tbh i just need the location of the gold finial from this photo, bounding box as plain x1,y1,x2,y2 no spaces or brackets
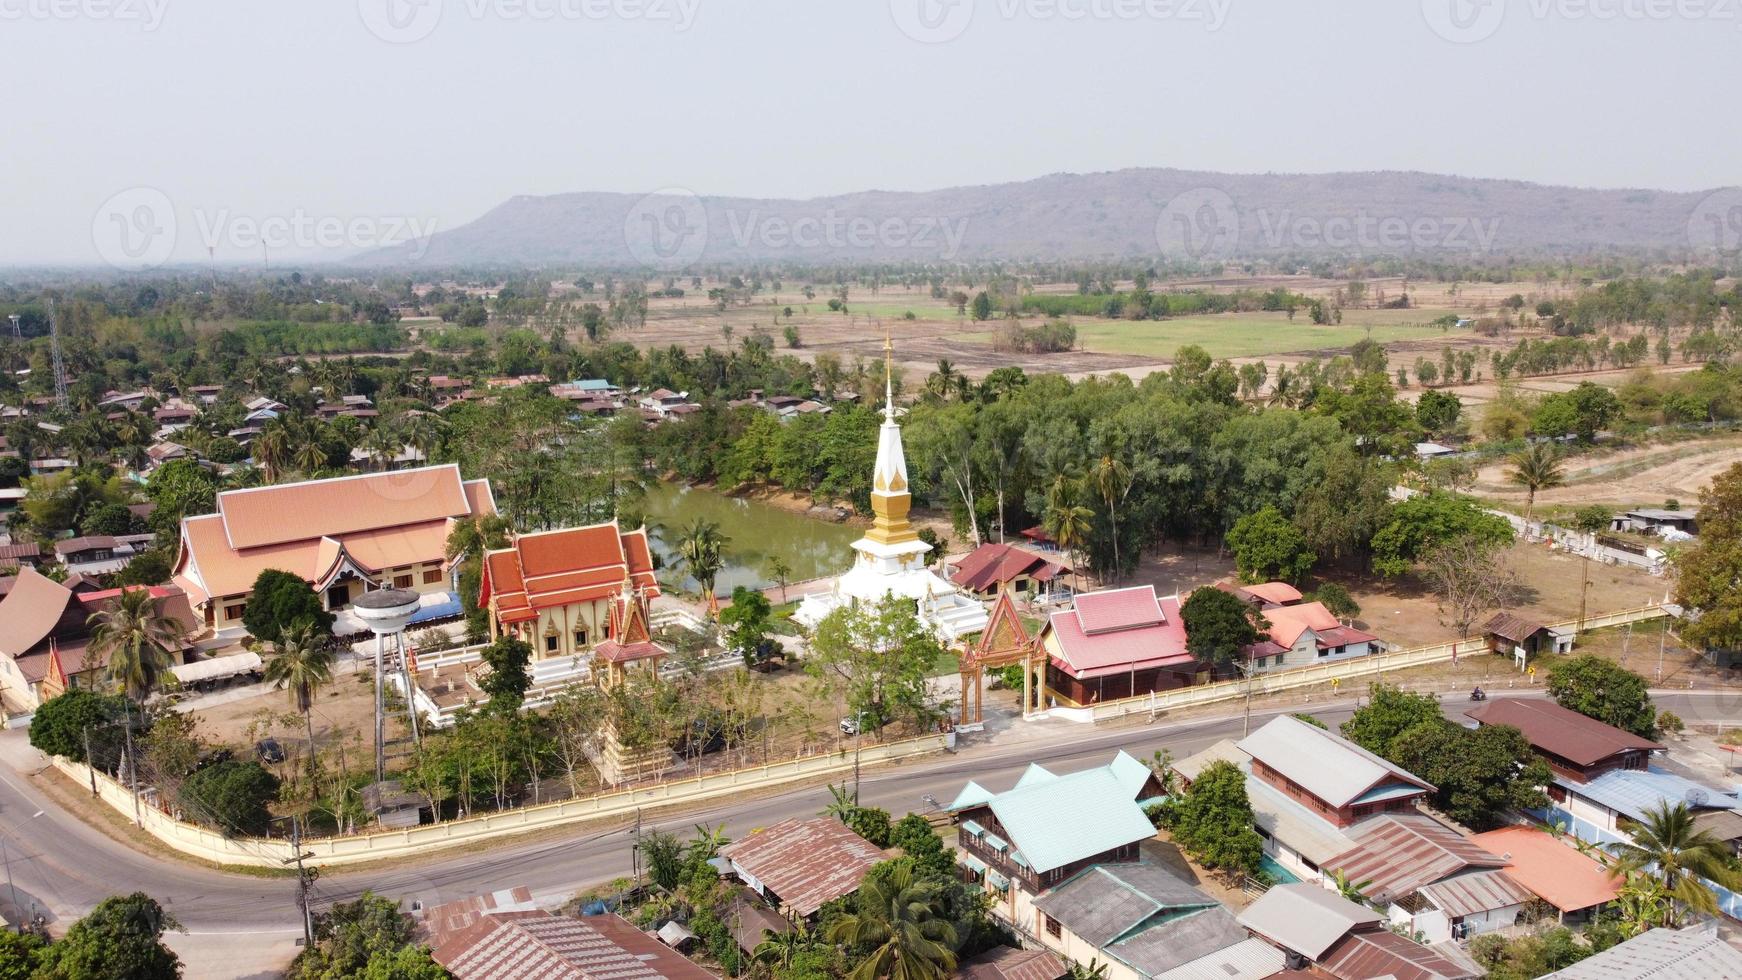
883,326,895,420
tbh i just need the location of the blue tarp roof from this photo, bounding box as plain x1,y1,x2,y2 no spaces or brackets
1563,767,1738,824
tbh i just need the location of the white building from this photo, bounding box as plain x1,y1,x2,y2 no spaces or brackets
793,339,987,641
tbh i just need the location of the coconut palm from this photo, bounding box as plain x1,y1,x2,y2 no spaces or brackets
1508,442,1565,525
253,423,292,481
293,439,328,475
753,919,817,970
400,412,444,463
1044,477,1096,589
1089,449,1131,580
1606,801,1742,924
675,518,729,613
87,586,182,701
825,862,958,980
263,624,337,779
361,424,400,472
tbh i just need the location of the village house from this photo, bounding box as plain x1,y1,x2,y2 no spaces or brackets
1038,586,1205,706
638,388,694,418
957,946,1068,980
1240,596,1380,674
173,464,494,633
1481,611,1575,659
1173,715,1435,882
1237,883,1480,980
947,541,1070,601
421,888,716,980
54,532,155,577
0,570,198,712
1321,812,1533,943
1541,923,1742,978
187,384,225,406
1609,508,1699,538
1468,698,1742,850
1469,825,1622,925
717,817,884,919
947,751,1162,936
1028,845,1286,980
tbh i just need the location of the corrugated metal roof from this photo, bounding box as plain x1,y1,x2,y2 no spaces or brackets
1104,907,1253,978
433,911,717,980
1032,859,1217,947
1324,813,1510,905
1565,768,1738,824
1417,868,1534,918
719,817,883,916
1318,927,1480,979
985,760,1158,873
1543,926,1742,979
1238,715,1434,809
1151,937,1287,980
1171,739,1247,785
1047,592,1194,677
1236,883,1381,961
958,945,1069,980
1245,776,1357,866
1465,699,1662,767
1469,826,1622,914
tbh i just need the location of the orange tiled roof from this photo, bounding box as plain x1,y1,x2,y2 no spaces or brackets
481,521,659,620
175,467,493,601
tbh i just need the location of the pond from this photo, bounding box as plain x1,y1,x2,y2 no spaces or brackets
639,482,861,598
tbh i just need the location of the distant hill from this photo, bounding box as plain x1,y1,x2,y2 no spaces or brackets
359,168,1732,267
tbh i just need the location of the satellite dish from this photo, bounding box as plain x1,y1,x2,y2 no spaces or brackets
1685,788,1710,807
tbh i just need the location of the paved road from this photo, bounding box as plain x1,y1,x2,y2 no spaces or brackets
1,690,1735,967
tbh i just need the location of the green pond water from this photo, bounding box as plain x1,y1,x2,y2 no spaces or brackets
639,482,860,597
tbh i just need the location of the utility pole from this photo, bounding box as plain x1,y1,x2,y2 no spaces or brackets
630,809,643,893
283,816,315,949
1240,661,1255,737
122,699,141,826
81,727,98,796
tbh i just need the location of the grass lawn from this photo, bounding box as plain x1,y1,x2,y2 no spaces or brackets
969,309,1469,360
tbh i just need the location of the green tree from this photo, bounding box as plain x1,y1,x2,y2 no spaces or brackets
1547,655,1656,737
675,517,729,607
970,291,993,322
178,759,280,836
1606,802,1742,924
847,806,895,848
641,829,688,891
478,636,533,711
87,586,183,702
825,860,958,980
37,892,181,980
288,892,448,980
1386,721,1551,830
263,623,336,780
1673,462,1742,653
1371,493,1513,577
27,688,127,764
0,931,49,980
1169,760,1263,877
764,555,793,603
1507,442,1565,525
1415,389,1461,435
1311,583,1360,621
807,596,945,734
1179,587,1265,668
1340,683,1442,754
242,569,335,643
1225,506,1316,583
719,586,773,665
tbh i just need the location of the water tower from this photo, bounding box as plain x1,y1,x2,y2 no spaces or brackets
352,588,422,782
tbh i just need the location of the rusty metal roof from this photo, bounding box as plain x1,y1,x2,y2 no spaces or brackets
1318,927,1480,980
1417,868,1534,918
432,911,717,980
1465,698,1662,767
1325,813,1510,906
719,817,883,916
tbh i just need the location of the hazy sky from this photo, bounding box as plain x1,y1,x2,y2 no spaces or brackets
3,0,1735,265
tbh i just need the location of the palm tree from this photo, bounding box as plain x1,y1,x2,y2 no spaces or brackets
263,624,337,780
293,439,327,475
1089,449,1131,580
1606,801,1742,924
825,862,958,980
87,587,182,702
1044,477,1095,589
765,556,793,604
823,781,858,821
254,423,292,481
362,424,400,472
753,919,817,971
676,518,729,615
1508,442,1565,525
401,412,444,464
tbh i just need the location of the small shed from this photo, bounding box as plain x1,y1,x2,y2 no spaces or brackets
1482,612,1571,659
363,779,427,829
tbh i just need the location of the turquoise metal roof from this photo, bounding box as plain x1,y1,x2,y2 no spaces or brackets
961,819,985,836
1108,750,1153,796
984,834,1010,852
986,870,1010,890
986,763,1158,873
960,854,987,873
1015,763,1058,789
947,781,995,812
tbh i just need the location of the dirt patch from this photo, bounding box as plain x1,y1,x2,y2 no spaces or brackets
1471,436,1742,509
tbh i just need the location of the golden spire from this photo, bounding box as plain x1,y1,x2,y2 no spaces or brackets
883,325,895,421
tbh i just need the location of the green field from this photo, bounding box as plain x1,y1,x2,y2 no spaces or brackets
972,309,1469,360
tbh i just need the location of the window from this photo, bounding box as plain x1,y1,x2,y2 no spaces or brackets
1044,915,1061,938
224,603,246,621
423,569,442,585
575,629,589,648
393,574,413,589
545,635,559,652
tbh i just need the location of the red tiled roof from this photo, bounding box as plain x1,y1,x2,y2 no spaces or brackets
216,465,474,550
1241,582,1303,605
1074,586,1166,634
951,542,1061,593
959,946,1069,980
1465,699,1662,768
482,522,659,619
1260,601,1342,648
1047,590,1195,679
719,817,884,917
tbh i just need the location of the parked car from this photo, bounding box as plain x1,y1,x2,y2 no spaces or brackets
255,738,284,764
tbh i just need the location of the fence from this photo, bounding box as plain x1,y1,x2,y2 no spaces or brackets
53,731,951,869
1056,604,1669,724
